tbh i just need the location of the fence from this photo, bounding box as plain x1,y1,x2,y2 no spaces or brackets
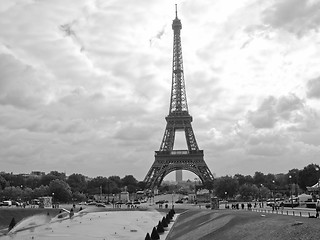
252,208,319,219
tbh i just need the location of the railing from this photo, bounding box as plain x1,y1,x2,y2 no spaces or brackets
155,150,203,156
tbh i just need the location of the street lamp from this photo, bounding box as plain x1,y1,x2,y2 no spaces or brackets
107,181,110,203
100,186,102,202
194,178,199,204
171,191,175,209
316,167,320,194
225,192,227,208
289,175,293,209
272,180,276,204
52,193,55,208
259,184,263,202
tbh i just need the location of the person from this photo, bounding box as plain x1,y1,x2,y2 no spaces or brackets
69,208,74,218
316,200,320,218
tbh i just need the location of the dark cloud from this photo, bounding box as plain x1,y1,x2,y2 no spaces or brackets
306,76,320,99
0,54,46,109
248,97,277,128
276,94,304,119
149,24,167,46
247,94,304,129
262,0,320,37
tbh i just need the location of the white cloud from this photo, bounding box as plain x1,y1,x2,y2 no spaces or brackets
0,0,320,179
262,0,320,37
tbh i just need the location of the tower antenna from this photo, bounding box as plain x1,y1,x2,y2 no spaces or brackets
175,4,178,18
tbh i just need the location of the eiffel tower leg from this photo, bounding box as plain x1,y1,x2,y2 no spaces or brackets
160,125,175,151
185,125,199,151
143,161,168,189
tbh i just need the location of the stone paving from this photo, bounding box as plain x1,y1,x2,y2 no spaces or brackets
0,208,174,240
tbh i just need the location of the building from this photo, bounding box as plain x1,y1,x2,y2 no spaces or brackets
30,171,46,177
176,170,183,183
93,192,130,203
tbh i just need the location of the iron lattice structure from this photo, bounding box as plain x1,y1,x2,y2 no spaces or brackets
144,6,214,190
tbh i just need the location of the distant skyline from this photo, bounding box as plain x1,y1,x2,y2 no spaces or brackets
0,0,320,181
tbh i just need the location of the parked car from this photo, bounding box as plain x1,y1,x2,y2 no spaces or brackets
155,200,168,204
2,201,12,206
96,203,107,207
266,199,275,207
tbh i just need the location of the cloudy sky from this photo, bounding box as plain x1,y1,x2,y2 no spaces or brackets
0,0,320,181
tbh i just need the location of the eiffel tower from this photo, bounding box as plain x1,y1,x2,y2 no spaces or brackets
144,5,214,190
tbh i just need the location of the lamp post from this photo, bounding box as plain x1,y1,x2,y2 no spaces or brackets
224,191,228,208
194,178,199,204
259,184,263,202
52,192,55,208
272,180,276,204
289,175,293,209
107,181,110,203
316,167,320,196
171,191,175,209
100,185,102,202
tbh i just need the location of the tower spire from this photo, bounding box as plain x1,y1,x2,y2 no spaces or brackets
171,4,186,114
175,4,178,18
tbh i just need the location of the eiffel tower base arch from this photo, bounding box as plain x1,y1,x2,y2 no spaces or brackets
144,150,214,190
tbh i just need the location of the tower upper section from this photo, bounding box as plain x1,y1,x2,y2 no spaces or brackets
169,4,189,116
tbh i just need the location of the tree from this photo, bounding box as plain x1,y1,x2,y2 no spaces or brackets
41,171,66,186
234,174,246,186
72,191,87,202
203,180,214,191
156,221,164,233
49,179,72,202
253,172,266,185
137,181,146,190
158,184,169,193
161,216,168,227
0,175,9,190
1,186,23,200
8,217,16,231
25,176,41,189
151,226,160,240
48,171,66,180
87,176,108,195
109,176,121,188
298,164,320,190
121,175,138,193
213,176,239,199
22,187,33,202
263,173,276,189
257,185,270,200
238,184,258,201
32,185,49,198
287,169,299,184
67,173,87,193
274,173,288,191
145,233,152,240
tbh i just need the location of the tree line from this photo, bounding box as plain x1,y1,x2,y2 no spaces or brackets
0,163,319,203
0,171,143,203
211,163,320,201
